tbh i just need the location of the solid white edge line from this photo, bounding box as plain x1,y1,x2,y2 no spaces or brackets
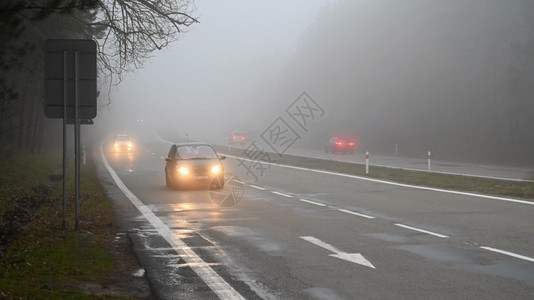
299,199,327,207
272,191,293,198
225,154,534,206
337,208,375,219
395,223,449,238
272,153,532,182
249,184,266,190
99,144,245,300
481,246,534,263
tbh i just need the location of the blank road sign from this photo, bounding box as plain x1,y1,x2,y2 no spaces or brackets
45,39,97,119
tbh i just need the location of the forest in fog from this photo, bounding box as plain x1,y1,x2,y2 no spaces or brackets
279,0,534,165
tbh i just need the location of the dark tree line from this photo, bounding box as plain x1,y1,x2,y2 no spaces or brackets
0,0,197,156
283,0,534,165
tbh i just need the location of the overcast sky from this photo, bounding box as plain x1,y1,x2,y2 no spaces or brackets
103,0,334,139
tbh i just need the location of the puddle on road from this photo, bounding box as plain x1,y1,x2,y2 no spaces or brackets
462,261,534,287
211,225,284,254
394,244,474,264
364,232,412,243
395,244,534,287
303,287,343,300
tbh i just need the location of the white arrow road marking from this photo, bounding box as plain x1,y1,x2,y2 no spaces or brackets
300,236,375,269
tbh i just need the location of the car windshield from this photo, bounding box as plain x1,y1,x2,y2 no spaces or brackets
115,135,130,141
176,145,218,160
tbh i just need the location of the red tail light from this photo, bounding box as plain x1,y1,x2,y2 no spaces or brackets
336,141,343,146
232,136,237,140
349,141,355,147
241,136,245,140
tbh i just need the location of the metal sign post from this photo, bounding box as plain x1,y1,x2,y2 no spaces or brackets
45,40,97,231
74,51,80,231
62,51,67,229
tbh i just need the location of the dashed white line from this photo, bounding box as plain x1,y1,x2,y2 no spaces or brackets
224,154,534,206
249,184,266,190
272,191,293,198
481,246,534,263
299,198,327,207
337,208,375,219
395,223,449,238
100,144,244,300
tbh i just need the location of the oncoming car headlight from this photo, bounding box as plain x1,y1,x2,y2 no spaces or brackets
178,166,189,175
211,165,221,174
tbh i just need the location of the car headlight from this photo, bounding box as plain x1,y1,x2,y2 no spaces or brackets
128,142,133,147
211,165,221,174
178,166,189,175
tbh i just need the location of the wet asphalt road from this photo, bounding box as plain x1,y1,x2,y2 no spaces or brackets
96,132,534,299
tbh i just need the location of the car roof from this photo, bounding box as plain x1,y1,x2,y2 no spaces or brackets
175,142,214,147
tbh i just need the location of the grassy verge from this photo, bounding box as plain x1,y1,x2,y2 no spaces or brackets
218,146,534,200
0,151,141,299
0,152,60,215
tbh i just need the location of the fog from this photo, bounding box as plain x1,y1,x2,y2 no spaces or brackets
95,0,334,141
93,0,534,165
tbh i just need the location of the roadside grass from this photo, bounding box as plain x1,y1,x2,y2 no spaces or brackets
219,146,534,200
0,151,133,299
0,152,60,215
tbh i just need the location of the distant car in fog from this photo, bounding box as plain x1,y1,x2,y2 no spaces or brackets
113,134,133,152
165,143,226,190
228,131,247,145
325,137,355,154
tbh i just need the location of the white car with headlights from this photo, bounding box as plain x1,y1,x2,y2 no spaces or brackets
164,143,226,190
113,134,133,152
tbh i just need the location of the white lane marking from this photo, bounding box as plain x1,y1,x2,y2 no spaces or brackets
278,151,532,182
100,145,244,300
395,223,449,238
233,180,245,184
225,155,534,206
272,191,293,198
300,236,375,269
299,199,327,207
249,184,266,190
481,246,534,263
337,208,375,219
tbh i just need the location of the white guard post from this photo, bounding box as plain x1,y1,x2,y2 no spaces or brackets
365,151,369,175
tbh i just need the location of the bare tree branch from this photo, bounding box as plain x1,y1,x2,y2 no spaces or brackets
91,0,198,87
